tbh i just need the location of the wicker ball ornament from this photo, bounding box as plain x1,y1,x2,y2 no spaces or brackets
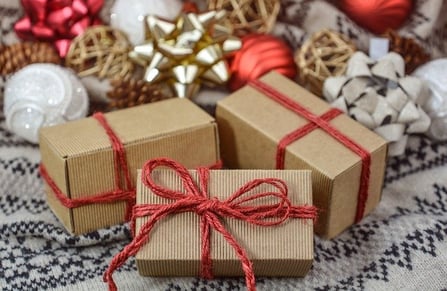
65,26,134,80
295,30,356,96
207,0,280,36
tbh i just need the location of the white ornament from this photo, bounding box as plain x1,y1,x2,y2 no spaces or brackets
323,52,431,156
412,59,447,141
110,0,183,45
4,64,89,144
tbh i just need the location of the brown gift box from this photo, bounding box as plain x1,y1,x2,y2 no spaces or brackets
216,72,388,239
39,98,220,235
135,169,314,278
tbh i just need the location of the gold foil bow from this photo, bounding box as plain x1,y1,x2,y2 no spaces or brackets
129,10,241,98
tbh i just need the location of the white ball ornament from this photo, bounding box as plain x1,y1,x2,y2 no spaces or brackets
413,59,447,141
110,0,183,45
4,64,89,143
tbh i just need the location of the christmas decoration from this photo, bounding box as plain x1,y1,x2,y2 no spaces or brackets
295,30,356,96
323,52,431,156
104,158,315,291
413,59,447,141
0,42,60,75
65,26,134,80
216,72,388,239
207,0,280,36
384,30,430,74
107,78,168,110
130,11,241,98
338,0,413,34
110,0,183,45
14,0,103,57
39,99,220,234
4,64,88,143
229,33,296,91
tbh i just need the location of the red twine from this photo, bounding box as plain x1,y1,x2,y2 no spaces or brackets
248,79,371,223
40,112,136,221
14,0,103,57
103,157,317,291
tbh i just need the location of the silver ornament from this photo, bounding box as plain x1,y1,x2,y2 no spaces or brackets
4,64,89,144
413,59,447,141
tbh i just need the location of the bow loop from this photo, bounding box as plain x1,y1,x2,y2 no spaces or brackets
225,178,292,226
142,157,203,201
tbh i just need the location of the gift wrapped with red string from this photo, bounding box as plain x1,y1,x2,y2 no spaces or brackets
39,99,220,234
14,0,104,57
104,158,316,291
216,72,388,239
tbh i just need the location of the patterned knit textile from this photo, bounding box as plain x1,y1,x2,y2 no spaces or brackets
1,1,447,290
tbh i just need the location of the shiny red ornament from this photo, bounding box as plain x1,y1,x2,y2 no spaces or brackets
339,0,413,34
14,0,104,57
229,34,297,91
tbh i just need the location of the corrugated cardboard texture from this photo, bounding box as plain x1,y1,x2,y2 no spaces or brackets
216,72,388,239
39,98,220,235
135,169,313,277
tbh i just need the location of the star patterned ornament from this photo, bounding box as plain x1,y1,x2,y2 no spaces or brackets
129,10,241,98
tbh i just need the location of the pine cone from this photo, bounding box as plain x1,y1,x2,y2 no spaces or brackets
0,42,61,75
384,30,430,74
107,78,168,110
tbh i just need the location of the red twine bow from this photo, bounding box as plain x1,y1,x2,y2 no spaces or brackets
40,112,136,221
14,0,103,57
103,157,317,291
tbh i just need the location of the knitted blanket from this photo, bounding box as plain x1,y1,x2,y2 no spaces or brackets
1,1,447,290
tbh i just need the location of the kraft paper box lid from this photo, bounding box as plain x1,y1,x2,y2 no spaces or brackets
39,98,220,234
216,72,388,238
135,169,314,277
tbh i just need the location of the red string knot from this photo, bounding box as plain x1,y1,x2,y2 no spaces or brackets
196,197,221,215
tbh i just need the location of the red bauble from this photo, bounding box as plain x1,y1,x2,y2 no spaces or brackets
339,0,413,34
229,34,297,91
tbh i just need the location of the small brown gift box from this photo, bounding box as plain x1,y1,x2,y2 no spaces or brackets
216,72,388,239
135,169,314,279
39,99,220,235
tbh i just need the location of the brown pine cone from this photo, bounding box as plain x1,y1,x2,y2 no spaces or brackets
107,78,169,110
384,30,430,74
0,42,61,75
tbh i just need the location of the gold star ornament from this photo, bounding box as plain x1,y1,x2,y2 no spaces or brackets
129,10,242,98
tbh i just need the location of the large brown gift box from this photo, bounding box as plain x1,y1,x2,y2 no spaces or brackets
216,72,388,239
39,98,220,235
135,169,314,278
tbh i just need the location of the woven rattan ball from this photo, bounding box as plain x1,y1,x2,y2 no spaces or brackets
207,0,280,36
65,26,134,80
295,30,356,96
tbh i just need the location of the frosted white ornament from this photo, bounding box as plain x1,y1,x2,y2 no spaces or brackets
4,64,89,144
413,59,447,141
110,0,183,45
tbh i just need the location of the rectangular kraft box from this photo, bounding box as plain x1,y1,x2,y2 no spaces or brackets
39,98,220,235
216,72,388,239
135,169,314,277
